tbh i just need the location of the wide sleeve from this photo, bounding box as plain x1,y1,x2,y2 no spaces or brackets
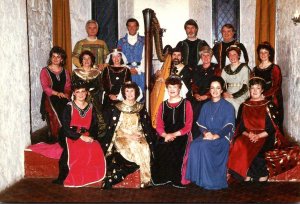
196,103,209,134
64,70,71,98
178,100,193,135
101,67,110,94
40,68,53,96
263,65,282,98
61,104,81,140
216,102,235,139
155,103,165,137
125,68,132,82
89,107,99,139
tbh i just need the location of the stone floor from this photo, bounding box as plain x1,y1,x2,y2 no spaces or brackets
0,178,299,203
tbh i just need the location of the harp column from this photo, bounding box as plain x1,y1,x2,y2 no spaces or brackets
142,8,154,112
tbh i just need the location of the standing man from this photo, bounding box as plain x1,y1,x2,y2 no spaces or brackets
176,19,209,71
213,24,249,70
72,20,109,71
117,18,145,92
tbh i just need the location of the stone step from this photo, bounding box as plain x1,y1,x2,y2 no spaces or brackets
24,149,141,188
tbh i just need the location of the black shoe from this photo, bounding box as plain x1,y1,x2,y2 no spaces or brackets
52,179,63,185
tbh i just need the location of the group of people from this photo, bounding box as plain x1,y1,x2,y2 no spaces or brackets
35,17,289,190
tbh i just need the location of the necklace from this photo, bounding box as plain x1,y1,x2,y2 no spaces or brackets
210,101,221,121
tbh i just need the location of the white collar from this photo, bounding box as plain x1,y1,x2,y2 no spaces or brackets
86,37,98,42
127,32,138,45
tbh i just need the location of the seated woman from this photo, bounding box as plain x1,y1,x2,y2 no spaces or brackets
228,77,281,182
151,75,193,188
102,49,131,122
40,46,71,141
221,45,250,116
53,81,106,187
72,50,106,138
101,82,154,189
186,76,235,190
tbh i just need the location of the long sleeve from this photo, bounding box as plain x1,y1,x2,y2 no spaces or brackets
40,68,53,96
155,103,165,137
216,103,235,138
263,65,282,98
197,103,209,134
178,100,193,135
125,68,132,82
89,108,99,138
61,105,81,140
64,70,71,98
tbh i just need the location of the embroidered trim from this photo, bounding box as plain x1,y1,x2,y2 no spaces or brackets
72,101,92,118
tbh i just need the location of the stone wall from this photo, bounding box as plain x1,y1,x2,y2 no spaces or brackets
277,0,300,141
70,0,91,70
0,1,31,191
29,0,91,133
240,1,256,68
27,0,52,132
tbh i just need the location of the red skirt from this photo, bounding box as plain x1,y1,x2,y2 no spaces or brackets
64,138,106,187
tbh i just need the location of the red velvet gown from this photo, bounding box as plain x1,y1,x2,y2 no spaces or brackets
63,103,106,187
228,100,275,179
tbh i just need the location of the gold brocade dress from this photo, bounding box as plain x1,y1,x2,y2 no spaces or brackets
111,102,151,186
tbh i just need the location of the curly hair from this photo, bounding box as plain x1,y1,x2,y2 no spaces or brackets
257,41,275,62
79,50,96,67
121,81,140,100
249,77,266,91
165,75,182,89
47,46,67,67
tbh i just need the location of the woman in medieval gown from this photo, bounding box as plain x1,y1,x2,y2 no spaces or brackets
228,77,284,182
102,49,131,123
101,82,154,189
151,75,193,188
40,46,71,141
52,80,106,187
186,76,235,190
221,45,250,117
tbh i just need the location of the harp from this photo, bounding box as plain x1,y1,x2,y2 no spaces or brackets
143,8,172,128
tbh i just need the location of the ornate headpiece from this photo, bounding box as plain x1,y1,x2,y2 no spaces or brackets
71,80,88,91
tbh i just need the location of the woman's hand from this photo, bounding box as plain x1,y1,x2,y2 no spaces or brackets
203,132,214,140
223,92,233,98
248,132,260,143
109,94,118,101
194,94,208,101
80,135,94,143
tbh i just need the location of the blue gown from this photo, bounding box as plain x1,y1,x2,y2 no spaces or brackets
186,98,235,190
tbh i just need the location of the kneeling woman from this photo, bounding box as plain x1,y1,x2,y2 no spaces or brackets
101,82,154,189
186,76,235,190
152,75,193,188
53,81,106,187
228,77,279,182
